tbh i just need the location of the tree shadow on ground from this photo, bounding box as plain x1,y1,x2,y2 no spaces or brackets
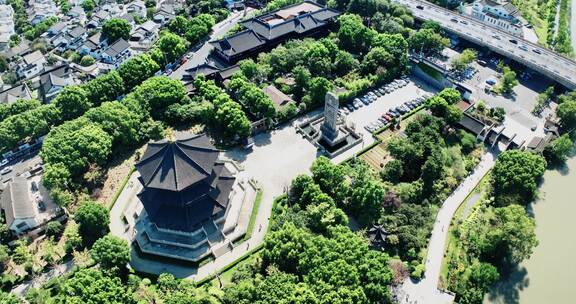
485,265,529,304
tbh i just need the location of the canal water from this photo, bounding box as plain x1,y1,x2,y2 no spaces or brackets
485,153,576,303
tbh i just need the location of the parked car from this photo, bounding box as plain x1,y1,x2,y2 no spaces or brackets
0,159,8,167
1,166,13,175
532,49,542,54
346,104,355,112
485,78,497,85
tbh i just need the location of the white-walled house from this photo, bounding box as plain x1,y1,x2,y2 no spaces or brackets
16,50,47,79
79,32,108,59
101,38,132,67
469,0,523,37
1,175,62,235
0,5,15,50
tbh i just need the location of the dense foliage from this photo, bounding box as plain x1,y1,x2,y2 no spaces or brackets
491,150,546,205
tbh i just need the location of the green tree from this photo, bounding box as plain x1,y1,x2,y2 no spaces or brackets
0,291,21,304
75,201,110,244
556,100,576,128
311,156,348,203
380,159,404,183
293,65,311,100
91,234,130,270
83,70,125,105
543,134,574,163
54,268,135,303
133,76,186,119
102,18,132,42
53,86,91,120
349,179,385,225
118,54,160,90
79,55,95,67
308,77,333,106
451,49,477,72
361,46,393,77
408,28,448,55
214,101,251,141
438,88,461,104
155,32,188,65
85,101,142,146
337,14,373,53
81,0,95,12
491,150,546,204
334,50,357,76
45,221,63,237
498,65,518,94
306,202,348,234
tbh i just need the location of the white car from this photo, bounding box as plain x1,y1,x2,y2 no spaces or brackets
0,159,8,167
0,166,13,175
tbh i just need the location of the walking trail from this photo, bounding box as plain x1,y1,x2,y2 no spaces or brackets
397,151,498,304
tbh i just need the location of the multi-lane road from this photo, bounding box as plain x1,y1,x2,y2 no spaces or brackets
394,0,576,89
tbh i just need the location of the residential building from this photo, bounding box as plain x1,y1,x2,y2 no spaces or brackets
86,10,110,29
66,6,86,25
152,4,176,25
37,64,75,102
211,1,341,63
101,38,131,67
27,0,58,25
46,21,68,37
51,25,87,52
0,4,15,50
0,83,32,105
79,32,108,58
469,0,523,37
16,50,47,79
0,175,63,235
126,0,146,18
129,20,160,51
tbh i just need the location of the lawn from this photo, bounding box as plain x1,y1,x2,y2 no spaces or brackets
234,190,263,244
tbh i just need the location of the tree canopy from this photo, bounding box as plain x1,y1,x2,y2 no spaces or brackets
491,150,546,205
102,18,132,43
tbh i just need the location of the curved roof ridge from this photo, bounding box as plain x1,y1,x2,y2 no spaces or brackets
138,143,168,186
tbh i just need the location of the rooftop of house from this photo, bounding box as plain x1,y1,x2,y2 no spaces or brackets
0,83,32,105
212,1,340,58
0,175,60,230
22,50,45,65
102,38,130,57
458,112,487,135
263,84,293,109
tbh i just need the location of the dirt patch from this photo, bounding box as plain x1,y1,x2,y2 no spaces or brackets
95,144,147,208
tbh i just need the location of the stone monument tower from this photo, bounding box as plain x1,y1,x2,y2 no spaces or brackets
320,92,347,147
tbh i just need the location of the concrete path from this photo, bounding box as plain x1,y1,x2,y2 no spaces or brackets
11,260,74,297
397,151,498,304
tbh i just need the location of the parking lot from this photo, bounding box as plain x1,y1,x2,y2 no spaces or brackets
341,76,438,143
0,151,43,190
463,55,554,130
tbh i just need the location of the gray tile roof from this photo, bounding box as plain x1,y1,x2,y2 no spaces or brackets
1,177,35,228
23,50,45,65
0,84,32,105
136,134,236,231
136,134,222,192
103,38,130,57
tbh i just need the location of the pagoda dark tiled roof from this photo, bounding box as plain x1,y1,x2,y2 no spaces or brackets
136,134,221,192
138,167,235,231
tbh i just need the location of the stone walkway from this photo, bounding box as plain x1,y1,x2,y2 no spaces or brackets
397,151,498,304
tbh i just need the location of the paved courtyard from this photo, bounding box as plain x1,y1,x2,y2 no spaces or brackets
109,75,438,280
